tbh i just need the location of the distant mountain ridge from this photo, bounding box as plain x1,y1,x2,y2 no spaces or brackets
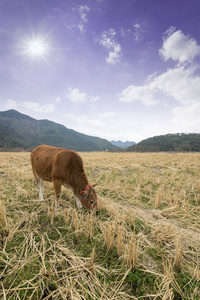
110,140,136,148
1,110,199,152
0,110,118,151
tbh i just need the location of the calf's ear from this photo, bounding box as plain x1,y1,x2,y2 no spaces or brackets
92,183,97,188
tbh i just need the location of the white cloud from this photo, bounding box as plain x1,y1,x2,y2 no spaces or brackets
106,44,121,64
99,111,116,118
132,23,145,42
63,111,132,142
21,101,55,113
121,28,126,37
149,66,200,105
74,5,90,32
6,99,17,109
91,95,99,102
119,84,158,106
171,103,200,129
99,29,121,64
99,28,116,48
66,88,100,103
120,66,200,106
55,97,61,103
119,65,200,131
121,23,145,42
78,24,84,32
159,27,200,64
66,88,86,103
78,5,89,23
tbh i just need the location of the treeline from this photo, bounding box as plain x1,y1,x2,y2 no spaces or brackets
127,133,200,152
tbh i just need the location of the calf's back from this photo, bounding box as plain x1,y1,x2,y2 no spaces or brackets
30,145,86,184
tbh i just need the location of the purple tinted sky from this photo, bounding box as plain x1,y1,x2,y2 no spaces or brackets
0,0,200,142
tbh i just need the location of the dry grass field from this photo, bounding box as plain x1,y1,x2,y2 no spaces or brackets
0,151,200,299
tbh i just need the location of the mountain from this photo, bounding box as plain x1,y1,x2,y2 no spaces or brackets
110,140,136,149
127,133,200,152
0,110,118,151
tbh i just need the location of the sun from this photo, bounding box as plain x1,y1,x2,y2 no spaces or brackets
19,35,50,60
26,38,48,57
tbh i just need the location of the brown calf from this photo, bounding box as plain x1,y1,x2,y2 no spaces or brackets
30,145,97,211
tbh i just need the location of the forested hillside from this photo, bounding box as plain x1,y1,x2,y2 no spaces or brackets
128,133,200,152
0,110,118,151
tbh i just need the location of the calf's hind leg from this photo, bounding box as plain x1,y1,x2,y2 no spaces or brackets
35,174,44,201
53,179,62,209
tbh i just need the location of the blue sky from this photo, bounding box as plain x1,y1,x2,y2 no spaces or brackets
0,0,200,142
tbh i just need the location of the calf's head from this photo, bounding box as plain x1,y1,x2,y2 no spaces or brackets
81,184,98,212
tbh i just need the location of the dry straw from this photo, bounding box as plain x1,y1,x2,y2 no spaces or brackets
0,200,8,230
102,221,116,250
117,226,125,256
1,151,200,299
154,187,162,208
124,233,140,269
72,209,80,232
174,236,183,269
84,212,94,238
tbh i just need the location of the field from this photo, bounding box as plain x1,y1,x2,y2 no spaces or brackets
0,151,200,299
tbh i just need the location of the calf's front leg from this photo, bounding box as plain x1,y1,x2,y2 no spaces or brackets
75,197,83,209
